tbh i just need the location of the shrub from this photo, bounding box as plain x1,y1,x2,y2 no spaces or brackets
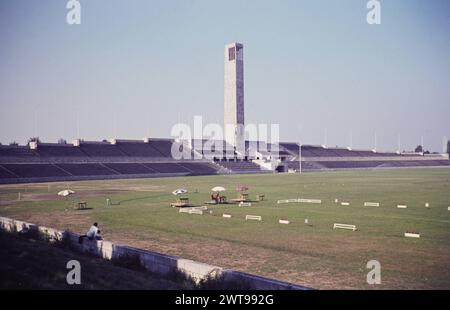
163,269,196,289
19,226,49,242
197,271,253,290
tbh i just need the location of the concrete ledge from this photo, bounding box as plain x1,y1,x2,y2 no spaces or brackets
0,216,308,290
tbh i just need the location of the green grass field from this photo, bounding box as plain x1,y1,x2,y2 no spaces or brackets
1,168,450,289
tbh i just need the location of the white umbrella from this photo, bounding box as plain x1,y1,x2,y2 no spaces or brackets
172,188,188,196
211,186,226,192
58,189,75,197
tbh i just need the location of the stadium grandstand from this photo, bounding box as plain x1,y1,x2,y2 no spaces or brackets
0,138,449,184
275,142,450,172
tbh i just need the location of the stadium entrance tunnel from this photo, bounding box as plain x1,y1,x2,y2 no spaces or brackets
276,165,288,173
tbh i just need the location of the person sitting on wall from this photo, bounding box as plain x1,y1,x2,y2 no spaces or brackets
78,222,102,244
95,229,103,241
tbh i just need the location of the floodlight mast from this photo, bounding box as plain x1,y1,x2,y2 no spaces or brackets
299,141,302,174
443,136,447,154
374,132,377,152
349,129,353,150
76,112,80,139
34,110,38,138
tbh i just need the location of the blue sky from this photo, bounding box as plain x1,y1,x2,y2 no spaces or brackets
0,0,449,152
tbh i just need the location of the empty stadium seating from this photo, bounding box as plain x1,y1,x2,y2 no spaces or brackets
0,138,449,184
217,161,262,173
115,142,166,157
0,161,220,183
0,166,17,178
279,143,301,155
191,139,235,158
0,146,38,157
142,162,190,174
35,144,87,157
294,160,450,171
177,162,219,175
103,163,155,175
148,140,174,157
79,143,127,157
0,139,224,183
278,144,409,158
56,163,118,176
1,164,70,178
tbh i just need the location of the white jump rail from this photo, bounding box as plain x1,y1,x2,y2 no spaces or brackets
333,223,357,231
397,205,407,209
404,232,420,238
277,198,322,204
278,220,290,225
298,198,322,204
276,199,300,204
239,202,252,207
192,206,208,211
245,215,262,221
222,214,232,218
277,199,298,204
277,199,290,204
340,202,350,206
364,202,380,207
179,206,207,214
188,209,203,215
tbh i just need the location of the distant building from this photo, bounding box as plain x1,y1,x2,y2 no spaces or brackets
447,140,450,155
224,42,245,152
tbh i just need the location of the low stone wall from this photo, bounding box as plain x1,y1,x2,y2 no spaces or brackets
0,216,308,290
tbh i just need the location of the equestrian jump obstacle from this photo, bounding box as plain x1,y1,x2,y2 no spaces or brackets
277,198,321,204
404,232,420,238
364,202,380,207
245,215,262,221
333,223,357,231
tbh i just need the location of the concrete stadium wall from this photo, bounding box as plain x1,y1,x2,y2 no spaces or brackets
0,216,307,290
